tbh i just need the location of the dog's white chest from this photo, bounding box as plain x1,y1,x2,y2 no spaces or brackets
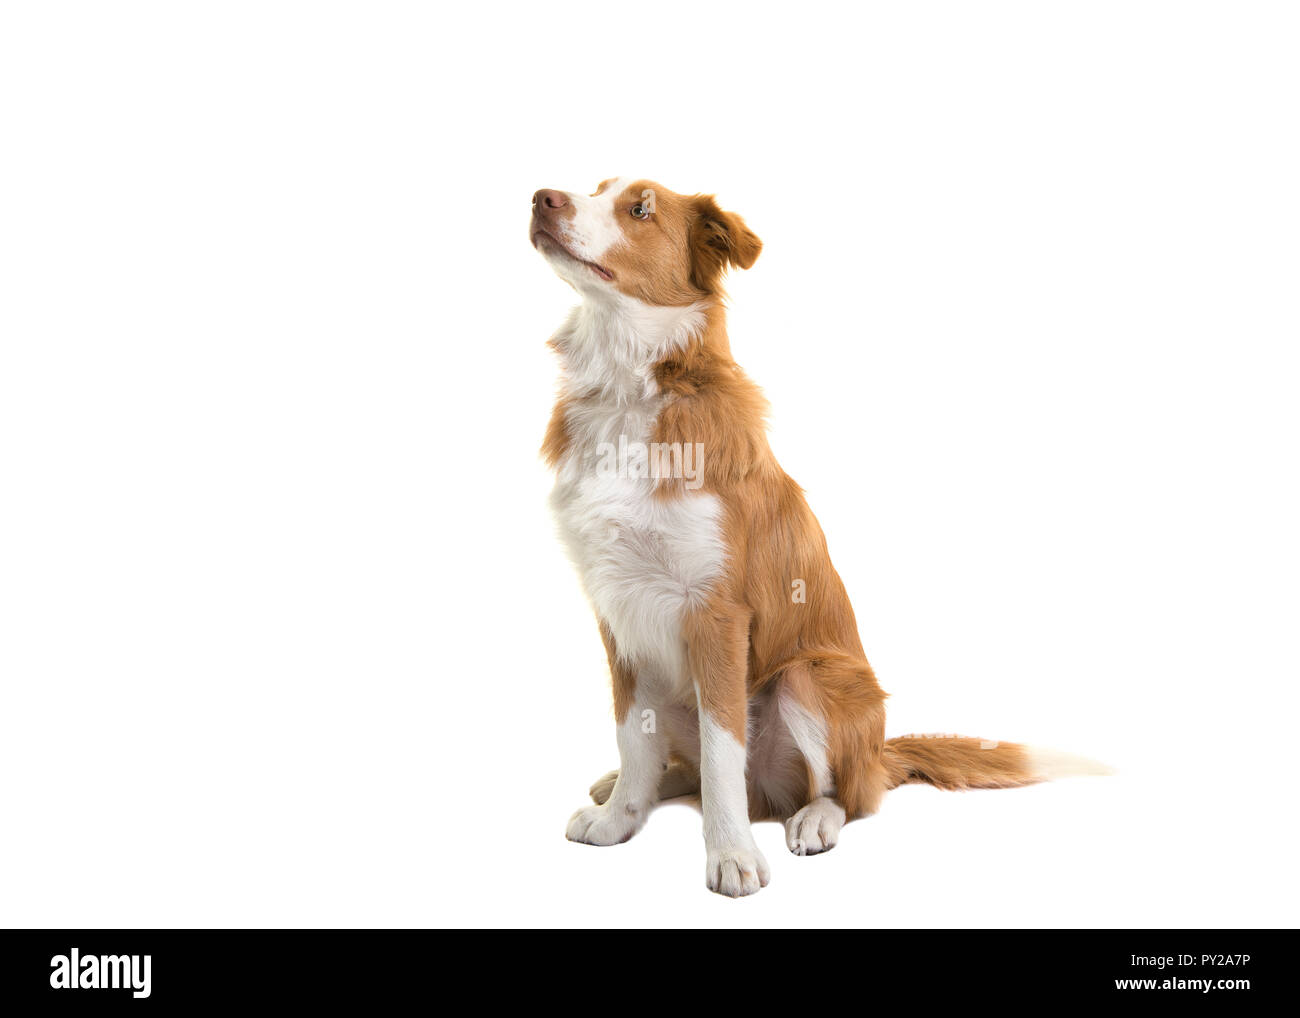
550,404,726,670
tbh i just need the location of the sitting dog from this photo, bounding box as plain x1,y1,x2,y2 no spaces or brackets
530,178,1104,896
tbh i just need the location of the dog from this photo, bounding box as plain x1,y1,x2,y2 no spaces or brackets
530,178,1106,896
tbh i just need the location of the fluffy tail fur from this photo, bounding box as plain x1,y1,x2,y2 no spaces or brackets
882,735,1112,791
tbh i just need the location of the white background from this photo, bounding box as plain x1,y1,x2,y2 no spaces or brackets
2,2,1297,928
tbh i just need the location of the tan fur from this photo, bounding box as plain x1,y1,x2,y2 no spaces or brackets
882,736,1036,791
650,304,897,819
540,391,574,468
588,181,765,306
598,620,637,726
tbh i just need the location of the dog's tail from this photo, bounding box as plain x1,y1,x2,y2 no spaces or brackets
881,735,1112,791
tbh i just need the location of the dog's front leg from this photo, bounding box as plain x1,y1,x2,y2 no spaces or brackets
688,604,769,897
566,624,667,847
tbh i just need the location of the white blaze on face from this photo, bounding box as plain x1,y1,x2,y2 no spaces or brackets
556,176,635,265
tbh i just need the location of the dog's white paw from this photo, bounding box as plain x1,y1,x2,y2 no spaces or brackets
705,845,770,897
588,770,618,805
566,803,642,846
784,797,846,856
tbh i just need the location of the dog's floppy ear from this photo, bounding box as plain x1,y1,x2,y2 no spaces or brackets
689,195,762,293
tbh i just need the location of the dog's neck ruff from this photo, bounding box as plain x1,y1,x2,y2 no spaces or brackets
553,297,709,405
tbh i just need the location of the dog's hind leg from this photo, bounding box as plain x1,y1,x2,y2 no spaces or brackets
784,796,847,856
589,759,699,805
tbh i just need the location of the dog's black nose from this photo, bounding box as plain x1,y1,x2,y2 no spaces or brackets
533,189,568,212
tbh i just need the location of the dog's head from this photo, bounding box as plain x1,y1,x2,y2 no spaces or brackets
529,178,761,305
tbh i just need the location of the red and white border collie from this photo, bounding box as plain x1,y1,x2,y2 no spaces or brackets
531,178,1106,896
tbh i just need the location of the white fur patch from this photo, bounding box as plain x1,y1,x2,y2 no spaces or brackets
561,176,634,263
776,689,833,797
1023,745,1114,780
551,298,707,405
549,298,719,679
536,177,637,299
698,709,769,896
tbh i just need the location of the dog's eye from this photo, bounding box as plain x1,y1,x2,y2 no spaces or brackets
630,204,649,220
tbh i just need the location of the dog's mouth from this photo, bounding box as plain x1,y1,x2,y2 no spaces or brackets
531,227,614,282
